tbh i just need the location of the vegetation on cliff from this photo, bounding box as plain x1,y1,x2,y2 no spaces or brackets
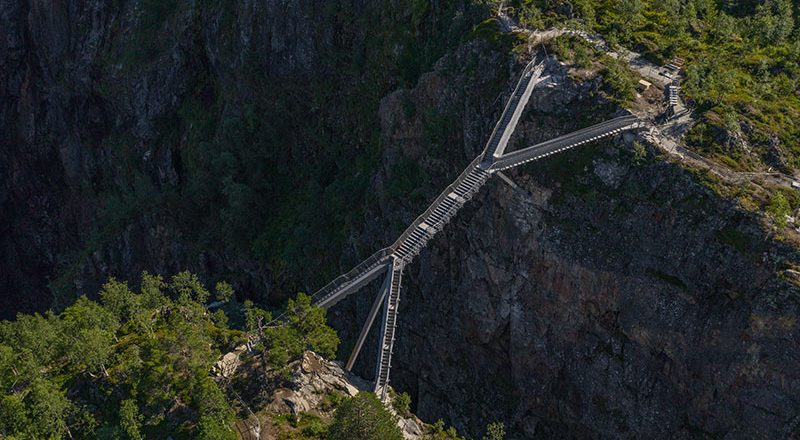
0,272,337,439
507,0,800,172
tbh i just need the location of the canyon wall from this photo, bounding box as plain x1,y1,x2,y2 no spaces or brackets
2,1,799,438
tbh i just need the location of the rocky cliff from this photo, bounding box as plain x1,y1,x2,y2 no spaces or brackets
329,46,800,439
3,1,800,439
0,0,489,314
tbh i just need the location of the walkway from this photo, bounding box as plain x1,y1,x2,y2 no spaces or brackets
307,57,642,400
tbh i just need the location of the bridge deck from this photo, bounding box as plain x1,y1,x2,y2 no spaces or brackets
490,115,640,170
374,261,404,399
480,60,546,164
306,57,643,400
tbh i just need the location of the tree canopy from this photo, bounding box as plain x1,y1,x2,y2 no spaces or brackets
327,393,404,440
0,272,339,439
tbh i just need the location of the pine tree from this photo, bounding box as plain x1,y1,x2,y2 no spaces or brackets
327,393,403,440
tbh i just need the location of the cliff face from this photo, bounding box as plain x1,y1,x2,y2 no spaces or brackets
3,1,800,439
331,56,800,438
0,0,488,314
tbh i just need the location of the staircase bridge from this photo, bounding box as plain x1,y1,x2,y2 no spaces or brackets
304,58,643,400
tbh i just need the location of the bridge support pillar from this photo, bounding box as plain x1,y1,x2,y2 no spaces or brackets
345,265,392,371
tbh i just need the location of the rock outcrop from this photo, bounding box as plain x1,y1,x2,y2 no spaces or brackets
225,350,426,440
330,53,800,439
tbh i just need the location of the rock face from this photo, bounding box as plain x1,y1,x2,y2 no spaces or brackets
265,351,363,415
226,350,425,440
331,56,800,438
4,1,800,439
0,0,487,313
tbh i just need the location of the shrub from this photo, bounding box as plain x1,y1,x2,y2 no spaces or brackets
392,391,411,416
766,191,791,227
327,393,403,440
483,421,506,440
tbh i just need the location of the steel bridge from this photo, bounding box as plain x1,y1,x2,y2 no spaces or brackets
307,58,643,400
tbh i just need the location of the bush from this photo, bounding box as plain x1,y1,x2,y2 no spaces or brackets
600,58,637,104
766,191,791,227
483,421,506,440
327,393,403,440
392,391,411,416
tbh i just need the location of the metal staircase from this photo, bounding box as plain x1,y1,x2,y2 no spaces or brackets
668,83,680,107
301,54,644,401
374,260,404,399
391,156,491,264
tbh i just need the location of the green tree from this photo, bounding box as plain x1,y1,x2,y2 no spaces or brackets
483,421,506,440
197,415,237,440
194,377,236,440
62,296,119,376
215,281,235,303
27,378,74,438
285,293,340,359
327,393,403,440
1,271,244,439
757,0,794,44
171,271,211,304
0,394,29,436
392,391,411,416
616,0,644,40
100,278,138,321
261,292,339,371
119,399,143,440
429,419,464,440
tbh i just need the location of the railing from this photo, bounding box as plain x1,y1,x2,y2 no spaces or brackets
311,247,393,306
374,262,403,400
479,59,540,162
490,115,640,170
390,155,487,255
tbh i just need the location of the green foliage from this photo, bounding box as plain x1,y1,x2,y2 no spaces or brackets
509,0,800,172
0,272,247,438
392,391,411,416
215,281,235,303
327,393,403,440
483,421,506,440
261,293,340,373
428,418,465,440
119,399,144,440
599,57,638,105
469,18,526,49
631,141,648,165
273,412,330,439
767,190,792,227
548,35,600,68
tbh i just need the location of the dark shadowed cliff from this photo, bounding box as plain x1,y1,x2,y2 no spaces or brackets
2,0,800,438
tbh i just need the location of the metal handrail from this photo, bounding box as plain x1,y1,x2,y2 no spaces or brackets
390,155,486,254
490,115,639,170
311,247,393,304
479,59,540,162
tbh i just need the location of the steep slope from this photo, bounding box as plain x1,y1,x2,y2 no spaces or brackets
3,1,800,439
0,0,494,316
327,51,800,438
